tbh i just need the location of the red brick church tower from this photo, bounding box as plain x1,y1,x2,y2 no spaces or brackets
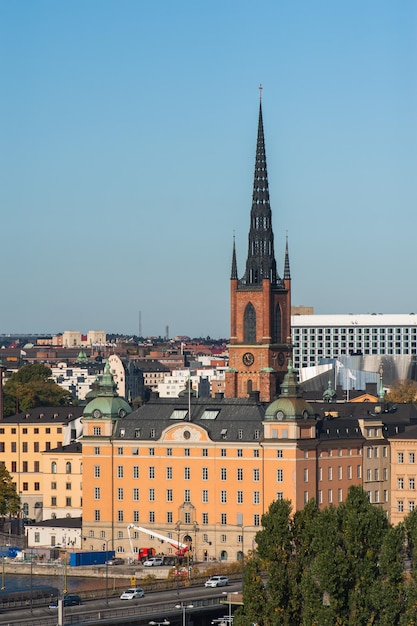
225,90,291,402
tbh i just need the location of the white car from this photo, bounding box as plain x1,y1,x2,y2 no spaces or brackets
143,557,164,566
120,588,145,600
205,575,229,587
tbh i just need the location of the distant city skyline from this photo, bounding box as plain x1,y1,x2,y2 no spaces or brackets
1,1,416,338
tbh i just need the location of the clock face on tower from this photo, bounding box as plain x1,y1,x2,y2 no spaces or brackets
242,352,255,367
278,352,285,366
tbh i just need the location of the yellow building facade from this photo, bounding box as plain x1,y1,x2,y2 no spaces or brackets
0,407,83,521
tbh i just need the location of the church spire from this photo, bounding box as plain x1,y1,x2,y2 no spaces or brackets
284,234,291,281
231,234,238,280
243,86,279,286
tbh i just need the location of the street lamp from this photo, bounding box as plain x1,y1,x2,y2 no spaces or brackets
149,621,170,626
222,591,238,624
101,539,113,606
175,521,181,597
175,602,194,626
30,551,33,614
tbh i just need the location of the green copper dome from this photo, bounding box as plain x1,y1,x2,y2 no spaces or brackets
83,361,132,420
265,360,315,421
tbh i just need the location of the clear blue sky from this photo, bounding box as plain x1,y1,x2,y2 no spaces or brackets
1,1,416,339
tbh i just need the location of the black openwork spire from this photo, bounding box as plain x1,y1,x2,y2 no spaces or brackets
231,234,238,280
284,234,291,281
242,87,280,287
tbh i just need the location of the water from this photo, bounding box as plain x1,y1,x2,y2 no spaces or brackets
0,573,114,594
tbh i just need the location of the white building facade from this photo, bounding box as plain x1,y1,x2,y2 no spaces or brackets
292,314,417,371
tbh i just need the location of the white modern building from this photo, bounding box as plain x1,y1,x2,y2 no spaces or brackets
291,314,417,372
50,363,101,401
157,367,227,398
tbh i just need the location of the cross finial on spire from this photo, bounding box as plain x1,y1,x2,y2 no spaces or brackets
259,83,263,101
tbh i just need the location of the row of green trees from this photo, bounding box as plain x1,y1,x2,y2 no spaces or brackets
2,364,73,417
235,487,417,626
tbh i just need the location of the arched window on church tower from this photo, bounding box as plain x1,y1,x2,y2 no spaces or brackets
274,304,282,343
244,303,256,343
247,379,253,394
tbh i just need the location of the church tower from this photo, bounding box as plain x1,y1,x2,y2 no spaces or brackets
225,89,291,402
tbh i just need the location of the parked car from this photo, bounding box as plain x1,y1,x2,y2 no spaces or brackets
143,557,164,567
49,594,82,608
105,557,124,565
120,587,145,600
205,575,229,588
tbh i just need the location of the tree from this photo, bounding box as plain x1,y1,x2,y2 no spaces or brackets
248,488,401,625
0,464,20,517
234,557,268,626
257,498,295,625
3,364,73,417
370,524,407,625
386,379,417,403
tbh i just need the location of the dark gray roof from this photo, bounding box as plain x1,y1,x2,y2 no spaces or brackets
47,442,82,454
1,407,83,424
133,360,170,373
388,423,417,440
27,517,82,529
115,396,266,442
316,417,364,441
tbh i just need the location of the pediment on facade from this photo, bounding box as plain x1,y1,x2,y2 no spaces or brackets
161,423,210,442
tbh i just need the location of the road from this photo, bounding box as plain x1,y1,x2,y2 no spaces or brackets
0,580,243,626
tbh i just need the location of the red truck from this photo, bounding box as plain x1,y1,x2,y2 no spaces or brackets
137,547,156,562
